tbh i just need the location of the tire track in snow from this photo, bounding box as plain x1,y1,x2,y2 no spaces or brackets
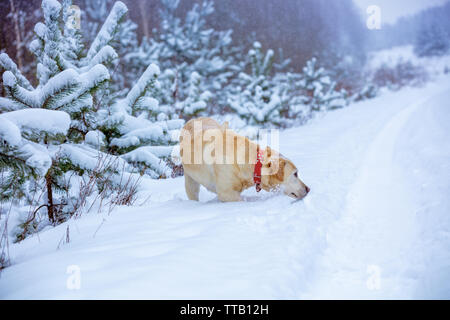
303,89,450,299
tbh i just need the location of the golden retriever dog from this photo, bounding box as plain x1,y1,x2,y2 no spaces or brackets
180,117,310,202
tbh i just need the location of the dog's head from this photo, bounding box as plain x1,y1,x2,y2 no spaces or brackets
261,147,310,200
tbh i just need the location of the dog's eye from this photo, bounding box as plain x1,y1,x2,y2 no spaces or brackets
294,171,298,178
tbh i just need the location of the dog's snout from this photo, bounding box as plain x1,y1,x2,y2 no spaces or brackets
305,185,310,194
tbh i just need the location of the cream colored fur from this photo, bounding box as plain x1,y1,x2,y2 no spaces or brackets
180,117,309,202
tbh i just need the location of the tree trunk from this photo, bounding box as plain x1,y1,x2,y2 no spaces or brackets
138,0,150,39
9,0,23,71
45,171,55,223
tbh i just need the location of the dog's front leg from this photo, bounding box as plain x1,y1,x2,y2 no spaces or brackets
184,174,200,201
213,165,242,202
216,186,241,202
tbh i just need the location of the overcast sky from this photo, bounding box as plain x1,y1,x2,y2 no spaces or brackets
353,0,450,24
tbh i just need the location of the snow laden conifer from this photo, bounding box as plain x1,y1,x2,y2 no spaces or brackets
228,42,284,127
132,0,238,118
299,57,348,112
2,0,114,141
273,71,309,126
0,0,138,230
0,109,70,203
77,0,139,95
178,71,211,118
100,64,184,179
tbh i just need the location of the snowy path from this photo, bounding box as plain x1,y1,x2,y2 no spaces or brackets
303,88,450,299
1,79,450,299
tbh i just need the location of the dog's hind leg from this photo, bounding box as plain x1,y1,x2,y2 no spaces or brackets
216,183,241,202
185,174,200,201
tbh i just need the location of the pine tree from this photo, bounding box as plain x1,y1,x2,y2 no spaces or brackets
132,0,239,118
100,64,184,179
0,0,135,228
299,57,347,112
0,108,70,204
273,71,309,126
228,42,283,127
177,71,211,118
77,0,139,94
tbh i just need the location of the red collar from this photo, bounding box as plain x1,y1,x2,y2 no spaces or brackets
254,149,263,192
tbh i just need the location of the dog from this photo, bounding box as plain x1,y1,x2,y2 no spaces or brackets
180,117,310,202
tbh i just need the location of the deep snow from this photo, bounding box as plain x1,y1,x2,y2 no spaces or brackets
1,77,450,299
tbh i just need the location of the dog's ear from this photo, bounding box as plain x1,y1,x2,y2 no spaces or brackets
275,158,286,181
265,146,272,158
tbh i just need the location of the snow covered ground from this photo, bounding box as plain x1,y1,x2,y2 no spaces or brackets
1,76,450,299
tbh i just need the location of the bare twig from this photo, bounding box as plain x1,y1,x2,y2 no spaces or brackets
93,218,106,238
